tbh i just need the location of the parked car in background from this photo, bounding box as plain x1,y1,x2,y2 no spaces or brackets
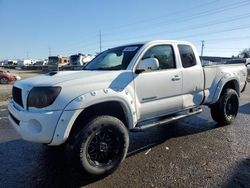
17,59,34,68
0,70,20,84
34,60,47,66
3,60,18,66
69,53,94,66
44,56,69,71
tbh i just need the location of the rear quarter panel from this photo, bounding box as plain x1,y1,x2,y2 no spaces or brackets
203,64,247,104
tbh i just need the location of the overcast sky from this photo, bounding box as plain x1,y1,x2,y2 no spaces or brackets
1,0,250,60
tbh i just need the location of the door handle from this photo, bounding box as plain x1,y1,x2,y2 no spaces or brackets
172,75,181,81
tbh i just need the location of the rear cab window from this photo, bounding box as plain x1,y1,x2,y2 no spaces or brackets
178,44,196,68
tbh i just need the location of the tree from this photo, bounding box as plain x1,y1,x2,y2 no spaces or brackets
239,48,250,58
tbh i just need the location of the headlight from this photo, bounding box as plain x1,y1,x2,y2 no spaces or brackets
27,86,61,108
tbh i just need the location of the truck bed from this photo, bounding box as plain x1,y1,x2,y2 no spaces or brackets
203,63,247,104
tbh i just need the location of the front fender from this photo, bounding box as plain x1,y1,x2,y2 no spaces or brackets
49,88,136,145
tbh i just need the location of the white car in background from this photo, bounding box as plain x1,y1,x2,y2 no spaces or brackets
69,53,95,66
17,59,33,67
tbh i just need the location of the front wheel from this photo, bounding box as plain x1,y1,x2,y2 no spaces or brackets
210,89,239,125
72,116,129,176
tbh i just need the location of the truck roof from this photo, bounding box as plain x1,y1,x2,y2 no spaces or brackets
117,40,193,47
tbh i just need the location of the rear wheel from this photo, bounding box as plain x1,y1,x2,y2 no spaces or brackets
210,89,239,125
72,116,129,176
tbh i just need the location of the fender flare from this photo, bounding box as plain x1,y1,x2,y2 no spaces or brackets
49,88,136,145
211,75,240,104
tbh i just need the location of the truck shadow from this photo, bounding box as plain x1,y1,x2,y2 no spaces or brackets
0,115,219,188
223,157,250,188
239,103,250,115
127,115,217,157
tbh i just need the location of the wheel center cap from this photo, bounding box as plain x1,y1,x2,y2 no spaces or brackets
100,142,108,152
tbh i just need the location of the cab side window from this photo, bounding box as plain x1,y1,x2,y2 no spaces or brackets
142,45,176,70
178,45,196,68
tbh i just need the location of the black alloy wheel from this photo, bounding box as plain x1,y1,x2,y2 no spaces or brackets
86,126,123,168
72,116,129,176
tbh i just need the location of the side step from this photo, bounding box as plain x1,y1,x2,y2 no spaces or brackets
131,108,203,132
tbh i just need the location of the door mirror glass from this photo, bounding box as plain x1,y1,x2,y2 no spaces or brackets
137,58,159,72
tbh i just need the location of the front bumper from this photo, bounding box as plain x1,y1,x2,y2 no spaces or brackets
8,100,62,144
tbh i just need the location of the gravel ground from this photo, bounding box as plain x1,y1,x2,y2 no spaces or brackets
0,69,41,102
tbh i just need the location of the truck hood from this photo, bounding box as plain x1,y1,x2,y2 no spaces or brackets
14,70,135,110
16,70,125,88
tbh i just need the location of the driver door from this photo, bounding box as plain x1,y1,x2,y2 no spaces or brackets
134,45,183,121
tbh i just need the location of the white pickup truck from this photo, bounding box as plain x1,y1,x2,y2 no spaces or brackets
8,40,247,176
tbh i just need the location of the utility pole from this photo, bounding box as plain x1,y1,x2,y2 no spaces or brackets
99,30,102,53
201,40,205,57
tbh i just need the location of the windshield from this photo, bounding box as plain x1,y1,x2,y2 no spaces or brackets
84,44,142,70
48,57,59,65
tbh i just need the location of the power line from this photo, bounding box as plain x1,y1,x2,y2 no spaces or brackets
103,12,250,44
205,49,243,52
50,0,250,55
101,0,219,35
102,0,250,38
155,13,250,36
102,7,250,44
175,24,250,40
51,0,250,54
203,35,250,42
206,47,246,49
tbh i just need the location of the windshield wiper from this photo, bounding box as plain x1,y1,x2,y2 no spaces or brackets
83,67,121,71
96,67,112,70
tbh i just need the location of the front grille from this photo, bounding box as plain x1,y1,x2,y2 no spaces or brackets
12,86,23,107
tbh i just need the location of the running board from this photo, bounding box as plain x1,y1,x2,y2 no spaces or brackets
132,108,203,131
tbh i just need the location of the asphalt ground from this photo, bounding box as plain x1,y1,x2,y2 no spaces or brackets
0,71,249,188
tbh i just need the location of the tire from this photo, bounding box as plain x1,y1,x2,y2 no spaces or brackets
72,115,129,176
210,103,220,122
210,89,239,125
0,77,9,84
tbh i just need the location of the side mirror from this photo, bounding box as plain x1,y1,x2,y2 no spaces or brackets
136,58,159,73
